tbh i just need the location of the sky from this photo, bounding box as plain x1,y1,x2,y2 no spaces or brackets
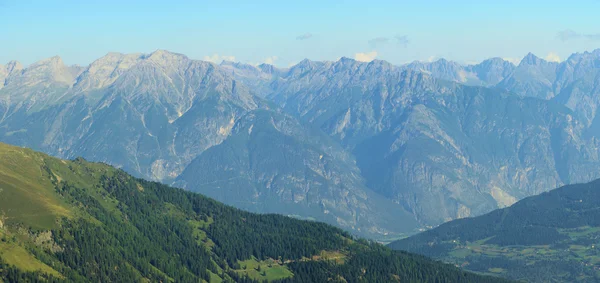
1,0,600,67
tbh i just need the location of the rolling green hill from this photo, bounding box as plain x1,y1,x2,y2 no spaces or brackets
390,178,600,282
0,142,510,282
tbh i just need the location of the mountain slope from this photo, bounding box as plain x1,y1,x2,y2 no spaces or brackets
552,49,600,126
490,50,600,127
390,178,600,282
175,109,419,238
0,142,510,282
496,53,559,100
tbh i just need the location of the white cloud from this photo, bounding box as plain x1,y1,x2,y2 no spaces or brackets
395,35,409,47
557,29,600,42
296,33,313,40
557,29,580,41
368,37,389,47
354,51,378,62
368,35,409,48
264,56,279,65
426,56,437,62
503,57,522,65
545,52,561,62
203,54,236,63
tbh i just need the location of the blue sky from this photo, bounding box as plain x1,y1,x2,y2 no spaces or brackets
1,0,600,67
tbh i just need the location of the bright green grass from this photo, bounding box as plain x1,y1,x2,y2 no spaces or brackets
0,143,131,280
236,257,293,281
189,218,216,250
208,270,223,283
561,226,600,238
315,250,347,264
164,203,217,250
0,241,61,277
149,264,174,282
0,145,73,230
0,143,124,230
449,248,472,258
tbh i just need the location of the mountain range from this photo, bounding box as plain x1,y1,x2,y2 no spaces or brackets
2,49,600,239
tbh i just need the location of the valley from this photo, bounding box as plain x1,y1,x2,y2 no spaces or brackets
390,179,600,282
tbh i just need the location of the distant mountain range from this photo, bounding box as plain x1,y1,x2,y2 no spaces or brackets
389,177,600,282
223,50,600,226
1,49,600,239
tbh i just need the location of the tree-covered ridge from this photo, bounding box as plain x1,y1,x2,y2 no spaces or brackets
390,179,600,282
0,142,510,282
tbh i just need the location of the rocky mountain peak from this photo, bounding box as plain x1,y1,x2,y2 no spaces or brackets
398,69,436,90
366,59,395,72
257,63,278,74
33,55,66,68
331,57,360,71
221,61,258,72
433,58,452,65
145,49,188,66
5,60,23,74
295,58,314,67
92,52,143,69
520,52,544,66
478,57,512,66
337,56,356,64
286,58,320,77
563,49,599,65
73,52,143,91
9,55,75,86
465,57,515,85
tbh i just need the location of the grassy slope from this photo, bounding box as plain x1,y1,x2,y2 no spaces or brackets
0,142,511,282
0,143,132,279
0,145,72,230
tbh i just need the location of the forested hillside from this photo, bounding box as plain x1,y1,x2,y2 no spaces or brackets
0,143,509,282
390,178,600,282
